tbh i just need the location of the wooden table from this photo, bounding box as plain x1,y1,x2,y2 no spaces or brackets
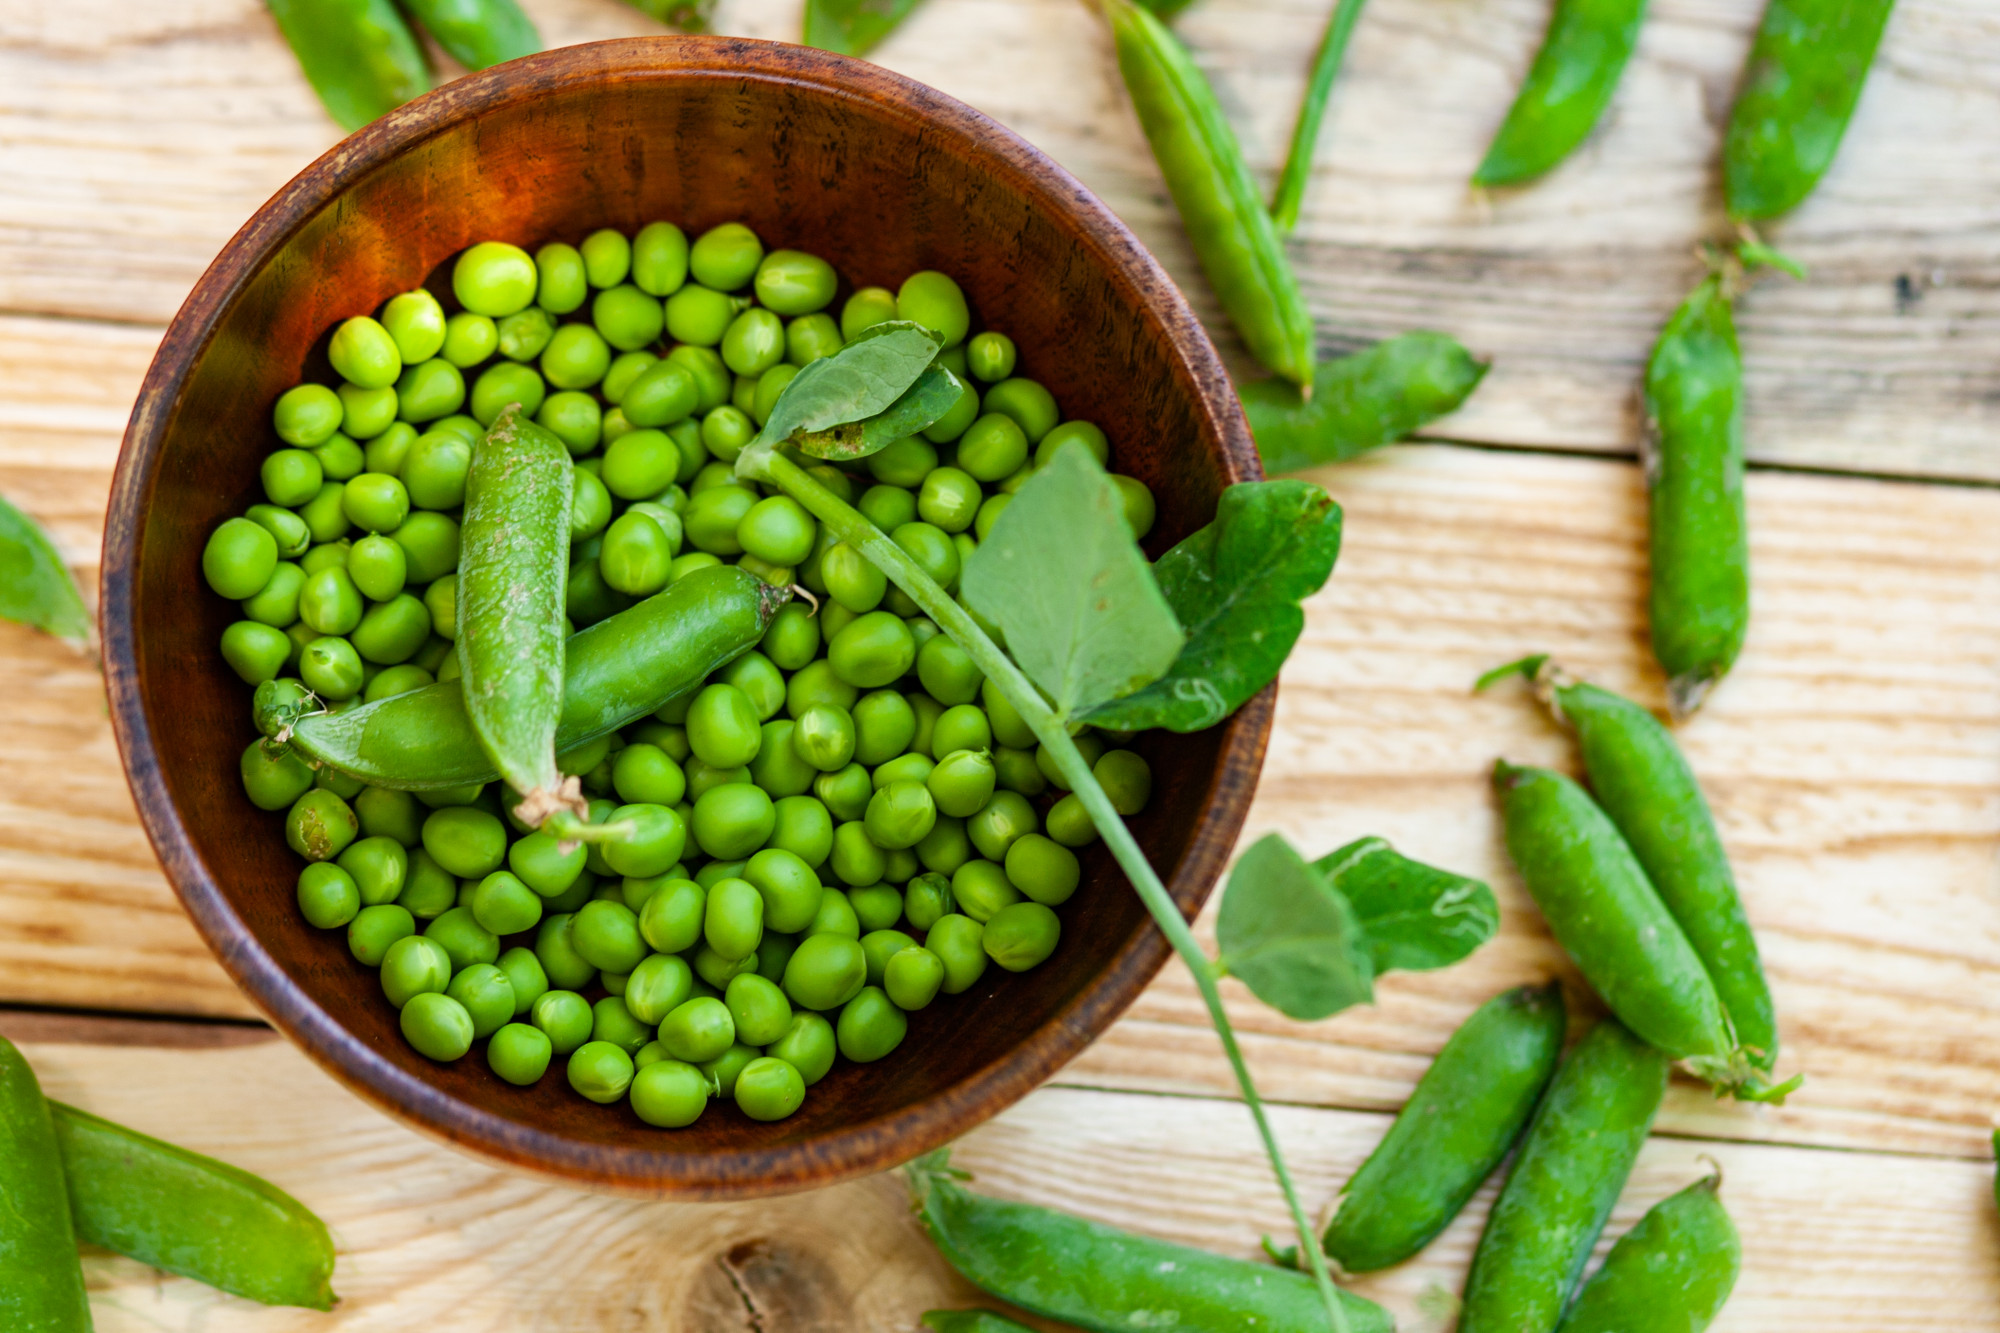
5,0,1998,1325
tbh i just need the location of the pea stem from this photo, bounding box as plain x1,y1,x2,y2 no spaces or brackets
741,447,1353,1333
1270,0,1369,234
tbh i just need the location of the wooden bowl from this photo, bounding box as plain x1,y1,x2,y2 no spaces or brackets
102,37,1270,1199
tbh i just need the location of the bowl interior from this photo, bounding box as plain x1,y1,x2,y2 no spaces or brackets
109,38,1264,1197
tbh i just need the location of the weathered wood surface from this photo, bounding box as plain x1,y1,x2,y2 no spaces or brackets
13,1025,1996,1331
3,0,1999,476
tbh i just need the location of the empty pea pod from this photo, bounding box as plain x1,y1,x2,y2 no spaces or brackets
1556,1171,1740,1333
1321,983,1566,1272
1645,270,1746,717
1104,0,1316,390
1486,658,1779,1072
1473,0,1649,188
260,565,787,790
909,1150,1393,1333
1723,0,1895,222
50,1099,337,1309
457,407,579,826
1459,1019,1667,1333
1495,759,1783,1098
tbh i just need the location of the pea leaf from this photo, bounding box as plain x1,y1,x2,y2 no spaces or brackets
796,365,963,461
961,442,1183,721
750,321,942,456
0,495,90,646
1314,837,1498,974
803,0,928,55
1081,480,1340,734
1216,833,1373,1022
1241,331,1488,474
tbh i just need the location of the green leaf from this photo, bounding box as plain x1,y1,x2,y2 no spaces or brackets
1241,331,1488,474
0,495,90,646
960,443,1183,721
1216,833,1373,1022
802,0,928,55
1313,837,1498,974
1081,480,1340,733
751,321,942,454
796,365,962,461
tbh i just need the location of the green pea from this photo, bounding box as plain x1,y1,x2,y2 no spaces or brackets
296,566,361,636
294,861,359,929
604,743,682,808
926,749,996,820
241,736,314,812
843,690,912,766
463,870,537,935
654,995,731,1064
562,899,642,976
786,313,843,366
849,481,911,532
1046,794,1099,847
1105,474,1156,540
913,467,979,535
617,364,697,438
280,785,355,862
923,374,981,444
961,791,1031,865
690,939,753,990
417,805,503,880
297,483,349,544
381,288,446,363
840,881,896,933
919,914,984,994
384,512,456,584
397,849,458,919
790,703,856,773
217,620,289,685
399,431,470,512
826,819,885,889
399,991,474,1062
435,313,494,371
336,382,398,441
308,433,365,484
534,390,602,454
631,221,689,296
495,946,549,1015
341,471,410,534
206,517,281,600
863,780,937,852
594,512,668,597
890,522,959,593
624,1057,705,1127
897,270,970,347
743,721,811,798
440,962,512,1039
867,436,938,490
824,611,912,690
684,757,747,802
780,933,867,1012
424,905,500,973
365,662,434,703
1035,732,1103,791
738,249,833,316
354,785,422,846
272,383,342,447
453,240,537,316
964,331,1016,383
294,635,359,700
928,705,990,761
696,405,753,463
1092,749,1153,816
996,833,1076,906
567,228,626,290
916,816,973,877
713,307,780,378
314,765,367,801
500,833,580,902
742,364,793,427
334,834,407,907
716,1054,800,1122
561,1039,632,1104
529,988,591,1055
733,848,819,935
982,901,1060,972
691,782,776,861
358,418,418,475
956,413,1030,482
819,541,885,614
583,995,648,1056
732,497,812,569
852,926,913,985
1035,420,1109,471
395,357,469,425
350,594,431,665
814,763,873,824
687,683,763,768
568,471,614,547
830,985,904,1062
242,506,309,563
700,876,763,962
689,222,763,291
769,795,834,869
761,602,820,672
487,1022,553,1086
873,751,935,793
952,858,1023,924
344,902,412,965
664,284,739,346
497,306,557,363
833,285,893,339
533,913,598,990
682,485,755,556
981,377,1059,443
469,362,546,427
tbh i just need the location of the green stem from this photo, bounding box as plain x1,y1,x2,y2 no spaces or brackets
1270,0,1369,234
742,447,1352,1333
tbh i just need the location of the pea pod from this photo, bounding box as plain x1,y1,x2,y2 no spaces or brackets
922,1311,1034,1333
458,407,576,825
1459,1019,1667,1333
1241,331,1487,474
1321,983,1565,1271
0,1036,90,1333
264,0,432,134
1644,272,1745,717
1105,0,1317,389
50,1100,336,1309
261,565,787,790
401,0,541,70
1473,0,1649,187
1493,760,1760,1092
1269,0,1369,233
1723,0,1895,221
803,0,927,56
1547,669,1777,1071
1556,1172,1739,1332
908,1150,1394,1333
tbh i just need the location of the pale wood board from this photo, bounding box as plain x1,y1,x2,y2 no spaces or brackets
4,0,2000,476
7,439,2000,1160
15,1030,1997,1331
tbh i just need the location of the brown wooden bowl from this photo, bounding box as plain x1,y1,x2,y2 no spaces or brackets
102,37,1270,1199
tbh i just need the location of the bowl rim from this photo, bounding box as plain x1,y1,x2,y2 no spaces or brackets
101,34,1270,1198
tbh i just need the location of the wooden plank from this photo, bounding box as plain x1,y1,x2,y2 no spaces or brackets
4,0,1999,478
20,1033,1999,1331
4,439,1998,1156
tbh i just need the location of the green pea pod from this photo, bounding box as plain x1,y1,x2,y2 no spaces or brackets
1644,272,1745,718
1268,0,1369,234
803,0,928,56
1241,331,1488,473
1555,1172,1739,1332
458,407,576,825
622,0,715,32
1493,761,1749,1085
1473,0,1648,187
0,1036,90,1333
263,565,787,790
401,0,541,70
264,0,432,134
1322,983,1565,1272
50,1100,336,1309
1459,1019,1667,1333
1723,0,1895,221
908,1150,1394,1333
922,1312,1035,1333
1551,676,1778,1072
1106,0,1317,389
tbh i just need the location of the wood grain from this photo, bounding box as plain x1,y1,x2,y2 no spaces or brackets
20,1032,1998,1331
5,0,1999,477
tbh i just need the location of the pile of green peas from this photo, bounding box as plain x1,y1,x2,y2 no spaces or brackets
208,221,1160,1129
